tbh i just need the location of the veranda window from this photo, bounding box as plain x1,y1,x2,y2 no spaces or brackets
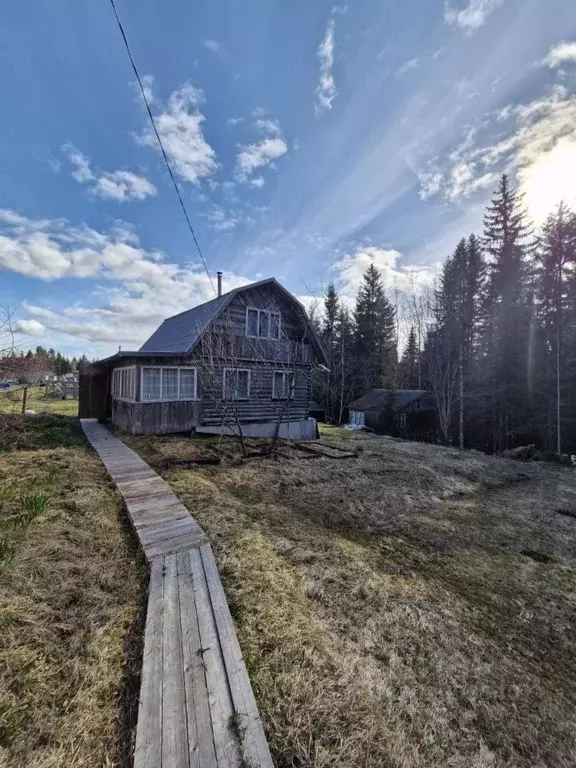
141,367,197,402
111,366,136,401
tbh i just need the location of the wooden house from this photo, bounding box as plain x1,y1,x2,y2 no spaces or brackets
348,389,436,439
79,277,327,438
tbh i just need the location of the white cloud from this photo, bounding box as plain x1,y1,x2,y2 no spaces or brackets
140,74,155,104
64,145,157,202
542,41,576,69
418,86,576,221
419,168,444,200
0,209,254,355
14,319,45,337
137,81,217,184
316,18,337,113
235,118,288,184
203,38,227,58
396,57,420,77
332,246,435,302
444,0,504,33
202,206,239,232
255,118,282,137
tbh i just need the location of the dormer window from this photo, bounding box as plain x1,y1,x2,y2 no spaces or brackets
246,307,281,339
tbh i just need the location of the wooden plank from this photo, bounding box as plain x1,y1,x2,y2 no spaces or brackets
134,559,164,768
162,554,188,768
130,509,191,530
177,551,219,768
189,547,242,768
127,497,187,515
145,531,207,561
201,544,274,768
139,519,203,545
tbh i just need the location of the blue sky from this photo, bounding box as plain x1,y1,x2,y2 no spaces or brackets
1,0,576,358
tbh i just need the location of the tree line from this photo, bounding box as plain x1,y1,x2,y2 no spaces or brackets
313,174,576,455
3,346,90,377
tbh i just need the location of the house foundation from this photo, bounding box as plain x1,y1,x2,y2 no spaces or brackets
196,418,318,440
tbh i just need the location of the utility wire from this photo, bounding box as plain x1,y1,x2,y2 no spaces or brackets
107,0,216,295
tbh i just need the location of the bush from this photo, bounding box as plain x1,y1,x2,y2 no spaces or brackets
503,444,538,461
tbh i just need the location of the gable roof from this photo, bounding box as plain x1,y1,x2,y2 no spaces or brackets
348,389,428,413
138,277,327,364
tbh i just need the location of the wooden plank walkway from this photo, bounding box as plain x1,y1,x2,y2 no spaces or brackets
80,419,273,768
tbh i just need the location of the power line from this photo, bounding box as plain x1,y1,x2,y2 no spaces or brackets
107,0,216,295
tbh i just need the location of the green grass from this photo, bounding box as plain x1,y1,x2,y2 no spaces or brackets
0,386,78,417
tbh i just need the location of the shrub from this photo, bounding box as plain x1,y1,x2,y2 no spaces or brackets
503,444,538,461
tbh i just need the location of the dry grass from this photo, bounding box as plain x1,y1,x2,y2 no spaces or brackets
125,426,576,768
0,416,144,767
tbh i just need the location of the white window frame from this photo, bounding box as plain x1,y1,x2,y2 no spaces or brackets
245,306,281,340
223,368,251,400
140,366,198,403
350,410,364,427
272,370,295,400
111,366,137,402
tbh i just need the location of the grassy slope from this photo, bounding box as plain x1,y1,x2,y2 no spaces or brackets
0,416,143,767
125,426,576,768
0,387,78,417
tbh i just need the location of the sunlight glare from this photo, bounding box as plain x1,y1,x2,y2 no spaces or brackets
520,139,576,224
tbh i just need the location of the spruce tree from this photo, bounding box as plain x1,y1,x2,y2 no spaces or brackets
399,327,419,389
321,282,340,421
323,283,339,338
353,263,396,391
481,174,534,451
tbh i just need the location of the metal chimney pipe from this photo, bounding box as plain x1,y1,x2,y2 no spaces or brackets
217,271,223,297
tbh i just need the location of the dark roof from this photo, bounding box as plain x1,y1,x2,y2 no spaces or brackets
309,400,323,411
348,389,428,413
139,292,230,353
96,277,327,366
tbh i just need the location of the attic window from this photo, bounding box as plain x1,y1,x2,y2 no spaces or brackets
246,307,281,339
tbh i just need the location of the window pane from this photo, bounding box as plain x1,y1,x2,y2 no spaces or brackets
269,313,280,339
247,308,258,337
259,311,269,338
273,371,285,398
179,369,196,399
142,368,161,400
223,369,232,399
162,368,178,399
237,370,249,399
